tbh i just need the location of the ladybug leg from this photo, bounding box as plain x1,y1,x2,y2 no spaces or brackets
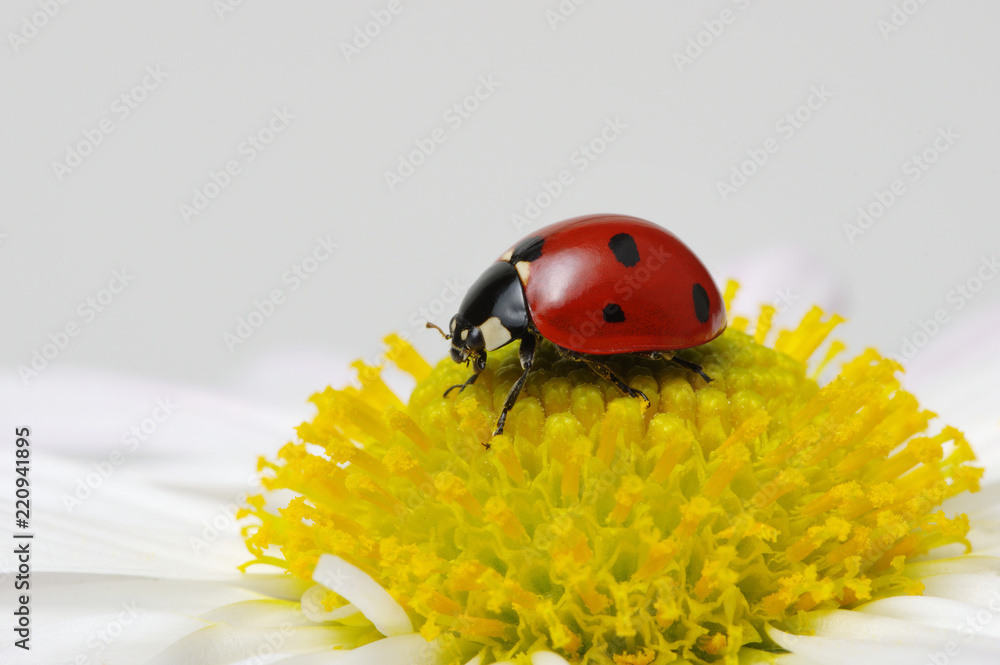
557,347,650,407
443,352,487,397
492,333,537,442
631,351,665,360
632,350,712,382
670,356,713,383
443,371,479,398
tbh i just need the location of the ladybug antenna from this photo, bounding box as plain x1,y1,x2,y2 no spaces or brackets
425,321,451,340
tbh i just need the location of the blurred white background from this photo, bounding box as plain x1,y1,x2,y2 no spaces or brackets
3,0,998,397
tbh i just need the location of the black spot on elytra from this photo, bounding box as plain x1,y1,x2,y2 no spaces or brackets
510,236,545,263
603,303,625,323
693,283,710,323
608,233,640,267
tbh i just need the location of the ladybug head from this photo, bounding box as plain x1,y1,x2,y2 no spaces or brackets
424,318,486,369
426,260,529,370
448,315,486,365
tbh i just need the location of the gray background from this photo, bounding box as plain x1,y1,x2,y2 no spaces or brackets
3,0,998,393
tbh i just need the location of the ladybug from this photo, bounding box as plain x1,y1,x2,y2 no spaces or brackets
428,213,726,439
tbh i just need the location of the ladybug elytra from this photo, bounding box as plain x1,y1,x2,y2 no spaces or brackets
429,213,727,440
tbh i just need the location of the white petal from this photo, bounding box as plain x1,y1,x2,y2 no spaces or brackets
312,554,413,637
918,527,1000,563
945,484,1000,523
920,573,1000,608
899,304,1000,479
300,584,361,623
27,573,269,623
904,302,1000,393
907,556,1000,578
768,620,999,665
272,633,440,665
2,572,320,662
740,648,827,665
0,610,207,665
803,608,1000,648
202,599,316,628
0,497,248,579
229,575,313,602
0,369,298,580
967,526,1000,559
531,652,573,665
146,624,366,665
0,368,295,457
858,595,1000,639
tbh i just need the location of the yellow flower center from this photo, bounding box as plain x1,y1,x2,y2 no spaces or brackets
243,282,981,664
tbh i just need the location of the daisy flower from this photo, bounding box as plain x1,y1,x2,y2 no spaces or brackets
2,283,998,665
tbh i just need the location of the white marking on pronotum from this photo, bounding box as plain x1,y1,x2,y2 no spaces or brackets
500,248,513,262
480,316,512,351
515,261,531,284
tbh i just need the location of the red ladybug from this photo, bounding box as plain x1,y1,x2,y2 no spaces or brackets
428,213,726,438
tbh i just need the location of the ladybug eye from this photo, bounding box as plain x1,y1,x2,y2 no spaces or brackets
466,327,484,350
